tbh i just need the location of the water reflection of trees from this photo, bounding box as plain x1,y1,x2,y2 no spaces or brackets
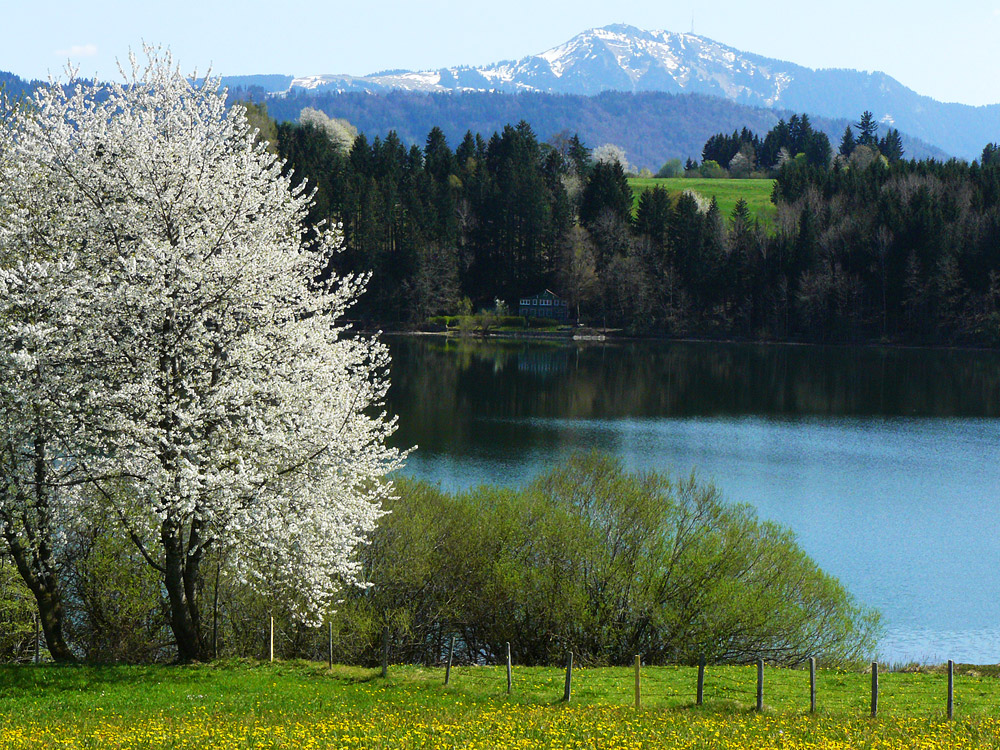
387,337,1000,451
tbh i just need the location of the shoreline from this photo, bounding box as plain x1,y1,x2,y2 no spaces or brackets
378,327,1000,354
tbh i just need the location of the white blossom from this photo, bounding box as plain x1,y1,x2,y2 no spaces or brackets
298,107,358,153
592,143,632,173
0,48,402,655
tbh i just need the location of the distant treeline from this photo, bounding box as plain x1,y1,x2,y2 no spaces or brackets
0,72,38,102
254,101,1000,345
234,87,950,168
697,111,904,177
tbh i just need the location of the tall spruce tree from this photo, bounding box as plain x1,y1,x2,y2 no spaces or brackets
879,128,905,163
839,126,856,157
580,160,633,228
856,111,879,148
567,134,592,177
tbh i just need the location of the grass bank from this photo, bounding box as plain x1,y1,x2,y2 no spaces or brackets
1,661,999,748
629,177,777,227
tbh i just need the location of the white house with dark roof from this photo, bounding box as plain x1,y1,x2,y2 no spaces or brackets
518,289,569,320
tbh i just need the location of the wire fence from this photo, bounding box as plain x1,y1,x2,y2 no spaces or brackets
199,620,1000,720
387,649,981,720
15,618,986,721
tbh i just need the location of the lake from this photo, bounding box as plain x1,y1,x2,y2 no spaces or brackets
385,336,1000,665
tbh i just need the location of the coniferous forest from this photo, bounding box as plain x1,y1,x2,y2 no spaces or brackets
258,102,1000,346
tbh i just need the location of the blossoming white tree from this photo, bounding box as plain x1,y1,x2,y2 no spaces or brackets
0,51,401,661
0,95,91,660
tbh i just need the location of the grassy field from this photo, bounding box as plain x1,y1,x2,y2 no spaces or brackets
1,661,999,748
629,177,777,227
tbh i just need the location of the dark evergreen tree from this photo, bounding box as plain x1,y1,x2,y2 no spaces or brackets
424,126,455,183
803,131,832,168
668,192,705,295
839,126,856,157
466,122,563,302
980,142,999,167
730,198,752,228
787,115,808,156
275,119,346,238
759,119,790,169
580,160,633,228
879,128,904,163
700,197,729,313
635,187,672,253
856,111,879,148
456,130,478,180
567,133,592,177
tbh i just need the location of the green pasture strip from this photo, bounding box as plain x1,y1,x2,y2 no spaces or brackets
0,662,998,749
629,177,777,227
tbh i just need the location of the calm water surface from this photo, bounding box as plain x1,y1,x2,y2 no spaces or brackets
386,337,1000,664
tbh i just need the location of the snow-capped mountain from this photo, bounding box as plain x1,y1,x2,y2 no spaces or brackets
228,24,998,160
284,25,802,102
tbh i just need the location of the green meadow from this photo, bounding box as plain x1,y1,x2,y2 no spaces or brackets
629,177,778,227
1,661,998,748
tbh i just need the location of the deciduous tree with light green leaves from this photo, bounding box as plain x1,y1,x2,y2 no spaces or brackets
351,454,881,667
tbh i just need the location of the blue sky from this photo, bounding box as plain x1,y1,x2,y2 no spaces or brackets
4,0,999,106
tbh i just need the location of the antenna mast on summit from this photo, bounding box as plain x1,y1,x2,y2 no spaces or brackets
690,14,695,34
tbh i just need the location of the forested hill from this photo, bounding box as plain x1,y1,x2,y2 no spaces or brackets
0,71,40,101
269,107,1000,347
248,89,949,169
0,69,953,167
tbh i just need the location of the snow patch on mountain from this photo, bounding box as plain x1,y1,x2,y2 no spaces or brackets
291,75,331,90
284,24,806,102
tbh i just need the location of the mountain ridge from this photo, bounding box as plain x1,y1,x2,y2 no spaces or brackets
228,24,997,160
2,67,950,167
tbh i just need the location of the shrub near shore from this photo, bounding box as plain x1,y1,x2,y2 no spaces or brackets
332,453,878,668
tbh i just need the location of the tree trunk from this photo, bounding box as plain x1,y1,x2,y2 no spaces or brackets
0,433,76,663
162,518,207,662
35,588,74,662
3,531,75,662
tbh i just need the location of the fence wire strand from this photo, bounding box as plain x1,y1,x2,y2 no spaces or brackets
371,652,978,719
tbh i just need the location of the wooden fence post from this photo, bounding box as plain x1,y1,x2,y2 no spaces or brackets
947,659,954,720
328,621,333,669
563,652,573,702
445,636,455,685
506,642,512,695
381,625,389,678
871,662,878,718
809,657,816,713
269,616,274,663
634,655,641,709
756,658,764,712
34,615,40,665
696,656,705,706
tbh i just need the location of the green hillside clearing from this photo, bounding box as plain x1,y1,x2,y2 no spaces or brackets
629,177,777,227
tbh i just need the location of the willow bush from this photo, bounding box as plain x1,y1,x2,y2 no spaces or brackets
345,453,880,667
